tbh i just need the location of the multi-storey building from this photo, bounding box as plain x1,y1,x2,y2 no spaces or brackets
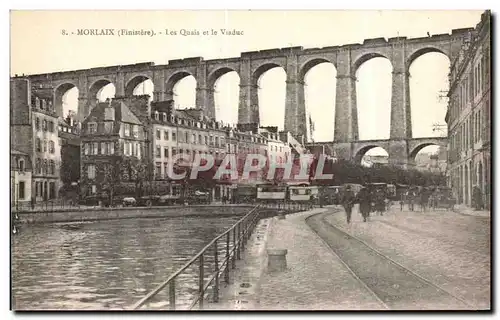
58,115,81,188
259,126,291,164
79,98,148,197
149,102,228,180
11,150,32,206
10,79,62,202
445,10,491,208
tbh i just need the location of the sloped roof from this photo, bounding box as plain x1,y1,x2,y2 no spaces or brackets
83,100,142,125
11,149,29,156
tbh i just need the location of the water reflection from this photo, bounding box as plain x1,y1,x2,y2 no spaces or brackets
12,214,242,310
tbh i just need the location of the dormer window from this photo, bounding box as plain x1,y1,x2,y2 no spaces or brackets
124,123,130,136
41,99,47,110
162,112,167,122
35,97,40,108
154,111,159,120
18,159,25,172
88,122,97,134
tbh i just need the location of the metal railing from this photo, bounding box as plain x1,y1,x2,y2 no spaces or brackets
130,205,261,311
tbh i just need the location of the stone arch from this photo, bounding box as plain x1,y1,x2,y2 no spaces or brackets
352,52,391,74
353,145,387,164
208,67,240,124
165,71,195,94
88,79,114,102
250,62,286,128
251,62,284,86
207,67,238,89
54,82,78,118
125,75,153,97
408,142,443,162
354,54,393,140
298,58,335,82
406,47,449,69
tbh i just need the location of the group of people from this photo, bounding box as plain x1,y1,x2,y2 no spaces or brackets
340,185,387,223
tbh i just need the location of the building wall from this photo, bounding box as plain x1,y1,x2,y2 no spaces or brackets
32,110,62,201
446,11,490,208
11,153,33,204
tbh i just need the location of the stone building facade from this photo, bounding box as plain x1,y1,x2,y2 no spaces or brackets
79,98,148,197
10,79,62,202
11,150,33,205
445,10,491,208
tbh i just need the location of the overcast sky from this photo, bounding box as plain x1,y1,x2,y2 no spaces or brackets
11,10,483,156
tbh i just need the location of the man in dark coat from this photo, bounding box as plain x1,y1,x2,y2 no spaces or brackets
341,186,356,224
357,187,371,222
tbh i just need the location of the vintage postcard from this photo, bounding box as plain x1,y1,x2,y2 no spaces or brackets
10,10,491,311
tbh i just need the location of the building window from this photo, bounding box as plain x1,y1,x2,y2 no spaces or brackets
185,132,189,143
132,125,139,138
193,134,197,144
155,162,162,179
156,129,161,140
104,122,114,133
136,143,141,159
172,148,177,157
48,121,54,133
49,182,56,199
124,123,130,136
92,142,98,155
49,160,55,175
35,159,40,174
87,122,97,134
43,140,47,152
172,132,177,141
35,117,40,130
204,136,208,145
35,138,41,152
84,143,89,155
124,141,130,156
18,181,25,200
43,159,48,175
49,140,55,154
18,159,25,172
164,147,169,158
215,136,219,147
87,164,96,179
164,130,169,140
101,142,107,155
109,142,115,155
156,146,161,158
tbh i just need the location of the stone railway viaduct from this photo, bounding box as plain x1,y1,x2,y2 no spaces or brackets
18,27,474,166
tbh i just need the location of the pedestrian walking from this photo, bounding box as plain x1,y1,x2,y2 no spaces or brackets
374,189,385,216
357,187,371,222
341,186,356,224
420,188,430,212
407,187,416,212
472,186,484,210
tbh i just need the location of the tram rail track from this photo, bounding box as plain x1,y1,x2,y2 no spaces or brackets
306,211,477,310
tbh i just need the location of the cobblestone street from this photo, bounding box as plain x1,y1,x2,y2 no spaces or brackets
326,206,490,309
258,210,386,310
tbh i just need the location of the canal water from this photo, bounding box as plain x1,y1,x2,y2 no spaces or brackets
11,212,244,310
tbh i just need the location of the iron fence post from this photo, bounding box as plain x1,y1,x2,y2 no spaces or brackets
199,254,204,310
225,232,230,283
241,221,246,250
236,224,241,260
213,240,219,303
232,227,237,266
169,280,176,310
